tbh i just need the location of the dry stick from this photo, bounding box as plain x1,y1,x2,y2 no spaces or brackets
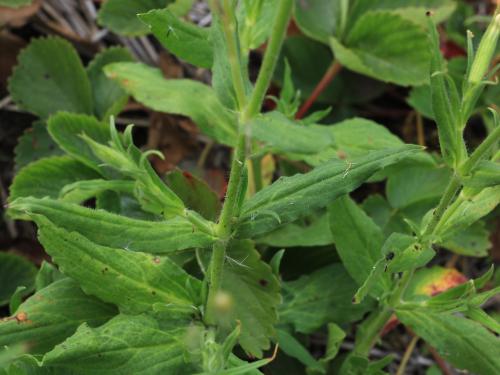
295,61,343,119
396,335,419,375
416,112,426,147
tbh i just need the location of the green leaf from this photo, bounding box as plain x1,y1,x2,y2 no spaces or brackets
256,211,334,247
0,253,37,306
349,0,456,28
463,160,500,189
237,0,277,52
220,240,281,358
210,15,250,110
289,117,421,167
8,37,93,119
59,180,135,204
97,0,173,36
280,264,374,333
42,314,197,374
330,12,430,86
87,47,134,120
9,197,216,254
293,0,343,44
428,18,465,167
249,112,334,154
34,261,65,292
14,122,63,171
165,169,221,221
329,195,390,296
9,156,100,202
0,278,116,354
386,164,451,209
47,113,111,172
441,221,491,257
383,233,435,273
396,311,500,375
237,144,422,239
139,9,213,68
34,216,202,313
105,62,237,145
277,329,323,372
435,186,500,241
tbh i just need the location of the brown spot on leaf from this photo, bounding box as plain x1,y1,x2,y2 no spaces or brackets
337,150,347,160
259,279,268,287
153,257,161,264
15,312,28,323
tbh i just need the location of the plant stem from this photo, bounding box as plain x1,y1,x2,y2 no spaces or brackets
422,174,462,239
220,0,248,110
389,269,415,307
243,0,293,121
204,0,293,326
396,335,419,375
251,156,264,192
353,307,393,357
295,61,342,119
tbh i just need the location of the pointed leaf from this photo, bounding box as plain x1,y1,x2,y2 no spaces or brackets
34,216,202,313
0,278,116,354
105,62,237,145
249,111,334,154
8,37,93,119
47,112,111,172
428,17,464,167
435,186,500,241
97,0,173,36
9,197,216,254
237,145,421,238
43,314,197,374
329,195,391,296
386,164,451,209
86,47,134,120
280,264,374,333
165,169,221,221
9,156,100,202
139,9,213,68
397,311,500,375
256,211,334,247
220,240,281,358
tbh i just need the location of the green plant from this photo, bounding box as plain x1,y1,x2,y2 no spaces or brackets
1,1,500,374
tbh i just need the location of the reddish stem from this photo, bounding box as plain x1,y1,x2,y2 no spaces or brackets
295,61,343,119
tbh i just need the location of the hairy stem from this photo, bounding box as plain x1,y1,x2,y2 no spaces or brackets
205,0,293,325
243,0,293,121
353,307,393,357
295,61,342,119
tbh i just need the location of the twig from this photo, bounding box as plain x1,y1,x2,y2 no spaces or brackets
295,61,342,119
396,335,419,375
